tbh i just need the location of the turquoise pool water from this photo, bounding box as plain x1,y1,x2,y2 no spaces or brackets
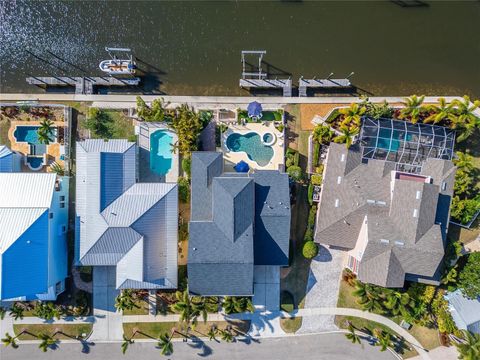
377,129,413,152
226,132,274,167
14,125,56,144
150,130,173,175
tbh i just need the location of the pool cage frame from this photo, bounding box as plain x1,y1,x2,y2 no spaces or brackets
359,117,455,173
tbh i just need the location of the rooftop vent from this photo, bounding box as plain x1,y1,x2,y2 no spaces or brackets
380,239,390,245
394,241,405,246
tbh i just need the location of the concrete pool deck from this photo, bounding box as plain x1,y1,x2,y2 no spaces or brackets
7,120,66,172
221,122,284,170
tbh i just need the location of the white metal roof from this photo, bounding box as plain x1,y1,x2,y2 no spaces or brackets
0,145,12,158
0,173,56,208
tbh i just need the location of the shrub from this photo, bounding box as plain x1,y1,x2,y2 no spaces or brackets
302,241,318,259
304,228,314,242
182,157,191,178
280,291,294,312
276,124,285,132
312,142,320,167
308,205,317,227
287,166,302,182
458,252,480,299
285,157,294,168
294,151,300,166
432,291,458,334
451,196,480,225
177,177,190,203
308,183,313,206
311,174,322,186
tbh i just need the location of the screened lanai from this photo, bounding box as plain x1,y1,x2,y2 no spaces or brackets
360,117,455,172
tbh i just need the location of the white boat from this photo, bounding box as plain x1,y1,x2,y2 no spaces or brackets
99,59,136,75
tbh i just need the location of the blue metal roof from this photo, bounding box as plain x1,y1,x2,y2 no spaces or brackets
100,152,125,210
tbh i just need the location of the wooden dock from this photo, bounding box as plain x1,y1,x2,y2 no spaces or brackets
239,78,292,97
298,78,352,97
26,76,141,95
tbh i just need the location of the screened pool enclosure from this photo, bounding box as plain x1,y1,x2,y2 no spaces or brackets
360,117,455,172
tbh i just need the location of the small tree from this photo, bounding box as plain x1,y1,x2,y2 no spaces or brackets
38,118,55,145
9,303,24,320
219,328,234,343
182,157,191,178
157,331,173,356
455,330,480,360
312,125,334,145
345,323,361,344
49,162,65,176
0,307,6,320
286,165,302,182
38,333,56,352
121,334,134,355
207,325,218,342
399,95,426,124
115,290,137,312
177,177,190,203
458,252,480,299
339,103,366,127
302,241,318,259
1,332,18,349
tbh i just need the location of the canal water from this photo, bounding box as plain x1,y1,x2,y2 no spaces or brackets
1,1,479,97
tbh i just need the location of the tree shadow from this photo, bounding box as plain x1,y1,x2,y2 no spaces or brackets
80,339,95,354
187,336,213,357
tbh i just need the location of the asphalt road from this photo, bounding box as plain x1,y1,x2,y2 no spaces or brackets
1,333,396,360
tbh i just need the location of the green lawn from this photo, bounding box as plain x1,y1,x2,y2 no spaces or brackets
123,298,149,316
13,324,93,340
123,320,251,339
279,317,303,333
80,109,135,141
336,280,441,358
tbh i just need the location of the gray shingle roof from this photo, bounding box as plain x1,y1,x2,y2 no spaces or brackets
76,139,178,289
188,152,290,295
315,142,455,288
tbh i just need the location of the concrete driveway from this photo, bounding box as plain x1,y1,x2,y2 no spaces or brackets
299,245,346,333
89,266,123,341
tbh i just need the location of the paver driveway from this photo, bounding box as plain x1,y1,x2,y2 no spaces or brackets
299,244,346,333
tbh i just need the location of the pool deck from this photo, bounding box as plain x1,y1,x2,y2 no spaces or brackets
137,122,179,183
221,122,284,171
7,120,65,172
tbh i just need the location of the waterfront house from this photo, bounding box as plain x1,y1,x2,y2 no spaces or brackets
188,152,290,296
314,118,456,288
445,290,480,334
75,139,178,290
0,173,68,301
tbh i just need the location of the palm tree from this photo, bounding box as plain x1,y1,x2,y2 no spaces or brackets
339,103,366,127
454,152,474,173
373,329,392,352
170,289,202,329
121,334,134,355
352,281,385,314
455,330,480,360
452,96,480,142
424,98,456,124
219,327,234,343
115,290,137,312
207,325,218,342
38,119,55,145
1,332,18,349
222,297,254,314
334,125,359,149
157,332,173,356
399,95,426,124
9,303,24,320
49,162,65,176
38,333,56,352
312,125,334,145
344,323,361,344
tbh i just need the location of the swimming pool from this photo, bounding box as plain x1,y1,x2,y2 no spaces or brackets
226,132,274,167
150,130,173,175
14,125,56,145
377,129,413,152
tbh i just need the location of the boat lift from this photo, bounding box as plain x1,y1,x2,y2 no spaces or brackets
100,47,137,75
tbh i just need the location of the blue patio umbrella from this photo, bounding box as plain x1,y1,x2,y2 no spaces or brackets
234,160,250,173
247,101,263,118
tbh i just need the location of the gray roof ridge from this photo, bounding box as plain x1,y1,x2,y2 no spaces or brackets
100,183,175,226
79,227,143,264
